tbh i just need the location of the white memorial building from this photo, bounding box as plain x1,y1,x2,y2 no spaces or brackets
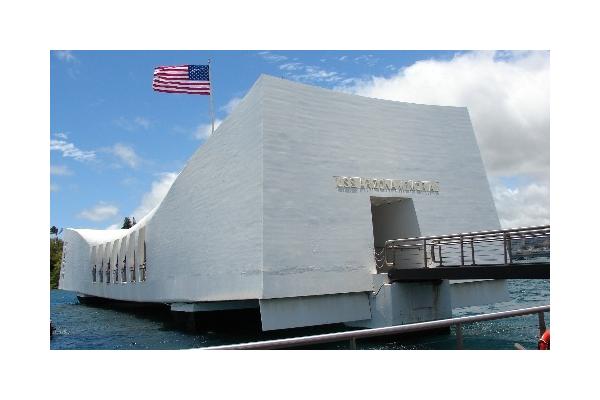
59,75,507,331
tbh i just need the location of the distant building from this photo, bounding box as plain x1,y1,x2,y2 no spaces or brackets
59,75,507,330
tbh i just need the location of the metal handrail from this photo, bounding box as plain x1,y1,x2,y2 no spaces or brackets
385,225,550,244
202,305,549,350
381,225,549,271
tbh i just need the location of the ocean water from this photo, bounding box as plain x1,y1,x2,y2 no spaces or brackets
50,279,549,350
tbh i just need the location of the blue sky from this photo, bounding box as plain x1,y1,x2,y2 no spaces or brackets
51,50,457,229
50,50,549,230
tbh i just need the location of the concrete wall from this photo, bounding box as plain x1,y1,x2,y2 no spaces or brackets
60,79,264,302
349,280,453,329
450,279,510,308
259,292,371,331
59,75,505,327
371,198,421,247
260,76,500,300
144,78,264,302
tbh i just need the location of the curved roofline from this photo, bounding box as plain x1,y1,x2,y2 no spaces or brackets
68,204,159,245
63,74,466,244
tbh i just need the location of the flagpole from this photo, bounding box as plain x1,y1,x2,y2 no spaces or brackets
208,58,215,136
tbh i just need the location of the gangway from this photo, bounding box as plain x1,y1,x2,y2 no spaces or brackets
377,225,550,282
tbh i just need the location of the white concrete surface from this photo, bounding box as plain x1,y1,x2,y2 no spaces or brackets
259,292,371,331
59,75,506,330
347,275,453,329
450,279,511,308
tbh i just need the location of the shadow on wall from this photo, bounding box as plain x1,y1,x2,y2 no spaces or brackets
371,197,421,270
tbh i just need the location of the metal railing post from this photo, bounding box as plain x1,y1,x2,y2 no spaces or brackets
456,323,463,350
460,235,464,266
503,233,508,265
471,238,476,265
507,233,513,264
538,312,546,337
349,337,357,350
423,239,428,268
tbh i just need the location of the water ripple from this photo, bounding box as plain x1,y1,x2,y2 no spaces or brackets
51,279,549,350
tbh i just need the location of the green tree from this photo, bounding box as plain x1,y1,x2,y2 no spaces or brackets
50,238,63,289
121,217,133,229
50,225,58,240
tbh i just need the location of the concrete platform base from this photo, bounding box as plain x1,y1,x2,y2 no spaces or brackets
170,308,262,333
170,300,259,313
76,294,167,311
449,279,510,308
347,274,453,329
259,292,372,331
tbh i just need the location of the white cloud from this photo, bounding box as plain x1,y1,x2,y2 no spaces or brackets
50,183,59,192
54,50,77,62
132,172,179,220
50,165,73,176
279,62,343,84
106,223,121,230
221,97,243,114
341,51,549,178
301,66,341,82
78,202,119,222
111,143,141,168
54,51,80,79
54,132,68,139
194,119,222,140
353,55,379,66
492,180,549,228
280,62,303,71
337,51,550,229
115,116,151,131
258,51,287,63
50,138,96,162
260,52,346,84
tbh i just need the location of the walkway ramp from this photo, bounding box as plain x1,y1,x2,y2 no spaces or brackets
379,225,550,282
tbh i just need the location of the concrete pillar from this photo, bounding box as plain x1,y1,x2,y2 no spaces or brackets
347,274,452,329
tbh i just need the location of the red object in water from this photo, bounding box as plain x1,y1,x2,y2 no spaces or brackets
538,330,550,350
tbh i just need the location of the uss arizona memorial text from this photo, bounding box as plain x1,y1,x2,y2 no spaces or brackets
334,176,440,192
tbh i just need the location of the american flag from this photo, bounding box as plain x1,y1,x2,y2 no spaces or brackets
152,65,211,95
